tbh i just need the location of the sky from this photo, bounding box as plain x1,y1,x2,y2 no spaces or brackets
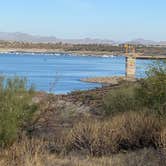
0,0,165,41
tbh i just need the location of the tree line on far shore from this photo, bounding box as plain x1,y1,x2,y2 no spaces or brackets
0,40,166,56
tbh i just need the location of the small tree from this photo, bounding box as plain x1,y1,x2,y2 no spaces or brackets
0,77,37,147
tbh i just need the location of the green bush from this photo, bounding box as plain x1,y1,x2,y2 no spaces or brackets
135,61,166,115
0,76,37,147
103,86,138,115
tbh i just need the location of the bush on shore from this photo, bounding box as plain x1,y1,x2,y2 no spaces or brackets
103,85,138,115
135,61,166,115
104,61,166,116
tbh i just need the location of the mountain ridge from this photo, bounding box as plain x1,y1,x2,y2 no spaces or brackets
0,32,165,46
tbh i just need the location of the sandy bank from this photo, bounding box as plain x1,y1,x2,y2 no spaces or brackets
81,76,136,85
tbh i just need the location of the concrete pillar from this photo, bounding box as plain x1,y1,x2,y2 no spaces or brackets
125,56,136,79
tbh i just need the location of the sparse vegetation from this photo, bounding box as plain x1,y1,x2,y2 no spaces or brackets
1,60,166,165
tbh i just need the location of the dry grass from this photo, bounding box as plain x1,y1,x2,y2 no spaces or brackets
109,111,162,150
66,118,119,156
0,111,165,165
66,112,163,156
0,137,46,166
0,137,166,166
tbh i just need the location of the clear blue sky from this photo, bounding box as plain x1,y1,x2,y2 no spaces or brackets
0,0,165,41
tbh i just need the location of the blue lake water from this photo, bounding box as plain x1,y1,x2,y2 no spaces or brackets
0,53,153,94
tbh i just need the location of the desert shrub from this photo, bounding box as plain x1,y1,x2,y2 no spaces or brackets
66,119,119,156
66,112,162,156
103,86,138,115
111,112,161,150
0,76,37,147
135,61,166,115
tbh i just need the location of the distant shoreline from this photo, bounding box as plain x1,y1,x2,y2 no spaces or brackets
0,48,122,57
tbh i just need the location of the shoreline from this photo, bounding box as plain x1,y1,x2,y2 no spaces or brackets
0,48,122,57
81,76,137,85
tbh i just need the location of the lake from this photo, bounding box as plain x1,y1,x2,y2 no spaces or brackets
0,53,152,94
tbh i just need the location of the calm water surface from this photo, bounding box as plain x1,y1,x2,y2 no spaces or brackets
0,53,153,94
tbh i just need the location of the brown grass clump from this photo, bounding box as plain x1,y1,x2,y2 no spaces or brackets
110,111,161,150
66,119,119,156
66,112,162,156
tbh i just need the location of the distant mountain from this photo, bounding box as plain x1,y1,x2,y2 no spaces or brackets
126,38,157,45
0,32,115,44
126,38,166,46
0,32,60,43
0,32,165,46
